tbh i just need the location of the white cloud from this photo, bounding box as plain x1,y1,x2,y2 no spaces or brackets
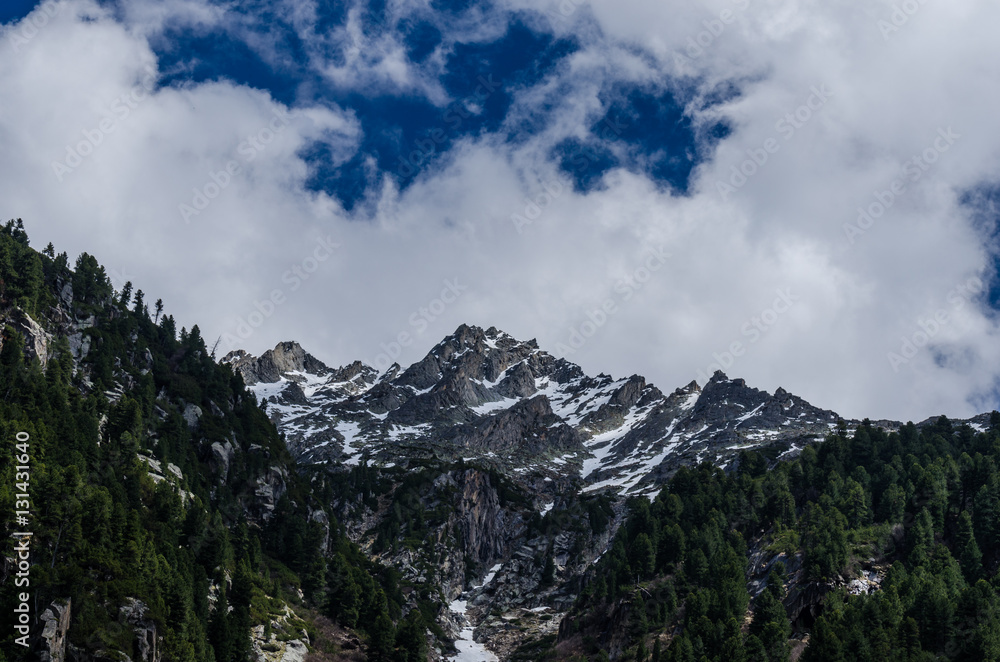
2,0,1000,423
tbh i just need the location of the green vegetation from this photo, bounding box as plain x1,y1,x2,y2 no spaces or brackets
0,221,431,661
559,416,1000,661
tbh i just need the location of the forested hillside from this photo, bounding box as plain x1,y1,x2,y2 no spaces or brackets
4,215,1000,662
545,417,1000,661
0,220,430,661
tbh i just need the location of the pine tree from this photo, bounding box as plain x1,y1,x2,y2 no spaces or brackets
719,618,746,662
907,508,934,567
393,610,427,662
841,477,869,528
750,589,790,661
370,610,396,661
632,533,656,580
209,586,232,662
767,561,787,600
957,510,983,583
802,617,844,661
744,634,768,662
119,281,133,309
541,554,555,586
228,559,254,661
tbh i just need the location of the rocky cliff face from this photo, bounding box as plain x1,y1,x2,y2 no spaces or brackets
0,266,312,662
226,324,994,660
36,599,71,662
223,325,875,659
225,325,847,499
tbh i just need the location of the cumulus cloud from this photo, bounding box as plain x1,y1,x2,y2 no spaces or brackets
2,0,999,422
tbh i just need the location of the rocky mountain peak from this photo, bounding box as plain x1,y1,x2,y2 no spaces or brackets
224,340,349,385
234,325,856,500
396,324,546,393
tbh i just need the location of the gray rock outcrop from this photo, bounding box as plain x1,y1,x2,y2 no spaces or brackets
37,599,71,662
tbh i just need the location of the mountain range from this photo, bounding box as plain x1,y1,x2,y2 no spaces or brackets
221,325,994,660
225,325,990,500
3,220,998,662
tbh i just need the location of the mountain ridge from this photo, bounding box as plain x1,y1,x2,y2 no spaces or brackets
224,324,957,501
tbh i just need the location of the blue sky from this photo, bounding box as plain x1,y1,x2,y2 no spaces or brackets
2,0,1000,420
112,0,727,209
0,0,41,23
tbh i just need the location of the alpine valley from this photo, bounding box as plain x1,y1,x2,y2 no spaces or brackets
3,221,1000,662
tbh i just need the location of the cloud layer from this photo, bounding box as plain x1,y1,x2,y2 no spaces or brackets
2,0,1000,421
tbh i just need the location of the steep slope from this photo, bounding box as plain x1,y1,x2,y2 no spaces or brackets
549,417,1000,662
226,327,998,661
221,327,850,659
0,221,430,662
225,325,840,500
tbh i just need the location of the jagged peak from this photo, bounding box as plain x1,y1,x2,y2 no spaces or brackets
378,362,402,381
224,340,377,386
707,370,730,384
671,380,701,398
221,348,250,364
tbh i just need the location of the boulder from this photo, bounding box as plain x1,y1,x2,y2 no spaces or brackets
119,598,159,662
37,599,71,662
9,310,51,367
182,404,202,429
210,441,235,480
